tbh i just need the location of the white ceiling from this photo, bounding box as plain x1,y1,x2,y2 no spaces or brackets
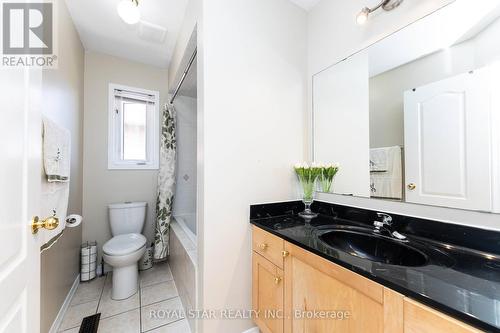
65,0,189,68
368,1,500,77
288,0,321,11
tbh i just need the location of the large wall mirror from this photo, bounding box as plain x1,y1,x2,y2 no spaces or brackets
313,2,500,213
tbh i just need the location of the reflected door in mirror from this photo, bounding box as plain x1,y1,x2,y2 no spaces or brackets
404,69,492,211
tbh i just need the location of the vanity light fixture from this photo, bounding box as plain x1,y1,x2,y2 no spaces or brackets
117,0,141,25
356,0,404,25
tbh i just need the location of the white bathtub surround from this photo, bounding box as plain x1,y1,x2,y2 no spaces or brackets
172,94,197,231
173,214,197,245
169,219,196,331
154,104,177,261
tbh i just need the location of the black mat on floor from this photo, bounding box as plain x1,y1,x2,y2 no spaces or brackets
79,313,100,333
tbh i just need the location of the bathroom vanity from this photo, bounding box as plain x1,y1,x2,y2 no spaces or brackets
250,201,500,333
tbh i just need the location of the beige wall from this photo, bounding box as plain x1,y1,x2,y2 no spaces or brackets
40,1,84,332
82,52,169,264
41,226,82,333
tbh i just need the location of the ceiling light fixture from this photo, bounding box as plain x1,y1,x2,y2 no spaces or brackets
356,0,404,25
117,0,141,25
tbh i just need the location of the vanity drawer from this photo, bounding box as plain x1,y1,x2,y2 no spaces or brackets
403,298,481,333
252,226,285,269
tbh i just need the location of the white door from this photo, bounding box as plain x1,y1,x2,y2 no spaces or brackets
0,67,42,333
404,70,492,211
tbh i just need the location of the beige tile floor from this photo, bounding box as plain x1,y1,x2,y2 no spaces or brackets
58,263,191,333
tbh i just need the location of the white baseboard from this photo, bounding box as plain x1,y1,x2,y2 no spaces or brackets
242,327,260,333
48,274,80,333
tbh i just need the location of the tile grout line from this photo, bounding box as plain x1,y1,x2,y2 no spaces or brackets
140,277,175,291
139,276,143,333
140,295,181,309
67,276,107,307
95,273,107,314
142,317,186,333
98,303,142,321
58,277,107,332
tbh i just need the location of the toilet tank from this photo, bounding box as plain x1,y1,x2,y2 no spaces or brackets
108,202,147,236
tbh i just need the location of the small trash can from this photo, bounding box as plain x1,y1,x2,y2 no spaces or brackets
139,246,153,271
81,241,97,281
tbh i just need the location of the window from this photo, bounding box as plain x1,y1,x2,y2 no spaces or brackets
108,84,159,169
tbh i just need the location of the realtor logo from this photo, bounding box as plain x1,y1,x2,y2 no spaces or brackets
1,1,57,67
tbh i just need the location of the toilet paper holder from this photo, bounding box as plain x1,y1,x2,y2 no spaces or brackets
66,214,83,228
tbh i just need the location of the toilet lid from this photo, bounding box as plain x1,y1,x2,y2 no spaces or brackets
103,233,147,256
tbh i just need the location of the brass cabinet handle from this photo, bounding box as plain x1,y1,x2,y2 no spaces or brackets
258,243,268,250
407,183,416,190
281,250,289,258
274,276,282,285
31,214,59,234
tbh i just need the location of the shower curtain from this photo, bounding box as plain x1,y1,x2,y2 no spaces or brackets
154,103,177,261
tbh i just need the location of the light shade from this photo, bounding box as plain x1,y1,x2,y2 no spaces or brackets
356,7,370,25
117,0,141,25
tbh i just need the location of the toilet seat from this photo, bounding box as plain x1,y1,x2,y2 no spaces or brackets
103,233,147,256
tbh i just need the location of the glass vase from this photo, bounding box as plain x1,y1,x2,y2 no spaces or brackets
319,178,333,193
299,180,318,218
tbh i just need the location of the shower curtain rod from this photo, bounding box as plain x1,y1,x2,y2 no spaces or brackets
169,47,197,105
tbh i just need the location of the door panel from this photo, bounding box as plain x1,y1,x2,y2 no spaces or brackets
404,70,491,211
419,91,466,197
0,68,42,333
284,243,384,333
252,252,284,333
404,298,480,333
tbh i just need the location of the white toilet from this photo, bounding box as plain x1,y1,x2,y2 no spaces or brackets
103,202,147,300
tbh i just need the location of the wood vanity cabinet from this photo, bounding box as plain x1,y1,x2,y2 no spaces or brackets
251,226,482,333
252,226,286,333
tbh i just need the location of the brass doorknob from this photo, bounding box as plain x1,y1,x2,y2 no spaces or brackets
274,276,282,285
407,183,416,190
281,250,290,258
31,214,59,234
258,243,268,250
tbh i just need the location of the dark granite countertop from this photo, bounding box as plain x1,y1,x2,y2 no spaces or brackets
250,201,500,332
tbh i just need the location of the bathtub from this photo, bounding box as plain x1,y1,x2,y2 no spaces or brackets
170,214,197,331
174,213,196,244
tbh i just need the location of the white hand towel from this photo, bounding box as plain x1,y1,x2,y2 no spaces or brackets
42,116,71,182
370,146,403,199
370,147,389,172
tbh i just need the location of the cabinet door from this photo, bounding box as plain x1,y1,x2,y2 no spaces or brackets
284,242,387,333
253,252,284,333
253,225,285,269
404,298,481,333
404,70,491,211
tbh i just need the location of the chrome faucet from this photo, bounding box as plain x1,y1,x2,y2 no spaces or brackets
373,212,392,230
373,212,407,241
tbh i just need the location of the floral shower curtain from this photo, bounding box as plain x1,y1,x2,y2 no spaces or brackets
154,103,176,261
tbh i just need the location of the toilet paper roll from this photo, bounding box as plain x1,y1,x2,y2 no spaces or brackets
81,271,96,281
81,255,97,264
81,262,97,273
66,214,83,228
81,246,97,256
